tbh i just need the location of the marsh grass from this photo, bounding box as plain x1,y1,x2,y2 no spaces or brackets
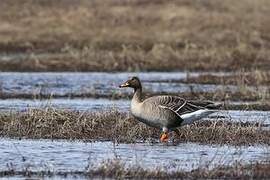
0,0,270,71
0,108,269,145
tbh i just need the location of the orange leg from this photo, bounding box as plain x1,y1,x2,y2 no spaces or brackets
160,129,180,144
160,132,169,142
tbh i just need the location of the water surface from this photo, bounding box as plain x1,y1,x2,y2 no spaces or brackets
0,72,255,97
0,138,269,173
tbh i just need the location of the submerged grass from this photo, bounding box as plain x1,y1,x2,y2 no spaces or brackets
183,71,270,86
0,108,269,145
0,0,270,71
88,159,270,179
1,159,270,179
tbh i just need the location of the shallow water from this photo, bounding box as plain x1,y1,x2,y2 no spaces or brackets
0,72,251,97
0,98,129,111
0,72,188,96
0,138,269,173
218,110,270,126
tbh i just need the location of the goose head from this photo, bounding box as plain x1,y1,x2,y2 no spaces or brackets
119,76,142,90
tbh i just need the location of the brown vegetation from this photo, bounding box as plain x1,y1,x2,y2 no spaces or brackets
0,108,269,145
0,0,270,71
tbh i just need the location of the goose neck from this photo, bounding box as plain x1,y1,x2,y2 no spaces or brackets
133,88,142,103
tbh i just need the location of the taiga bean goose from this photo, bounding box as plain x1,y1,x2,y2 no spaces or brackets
119,77,220,142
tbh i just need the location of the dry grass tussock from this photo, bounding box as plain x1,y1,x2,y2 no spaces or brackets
0,0,270,71
0,108,269,145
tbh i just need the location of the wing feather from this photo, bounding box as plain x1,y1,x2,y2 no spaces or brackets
147,96,215,118
145,95,219,118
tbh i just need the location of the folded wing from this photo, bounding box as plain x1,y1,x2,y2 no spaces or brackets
151,96,219,118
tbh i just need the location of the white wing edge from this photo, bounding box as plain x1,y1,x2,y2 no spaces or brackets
180,109,218,126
